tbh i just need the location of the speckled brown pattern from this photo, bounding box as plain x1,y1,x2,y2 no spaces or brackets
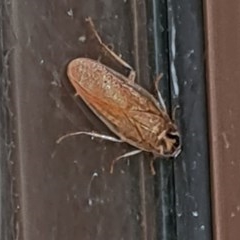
67,57,180,157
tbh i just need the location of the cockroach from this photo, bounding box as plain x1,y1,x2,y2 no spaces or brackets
58,17,181,174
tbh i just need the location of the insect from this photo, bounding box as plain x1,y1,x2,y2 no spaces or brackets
58,17,181,174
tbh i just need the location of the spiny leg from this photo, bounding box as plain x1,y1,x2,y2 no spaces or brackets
149,159,156,175
110,149,142,174
85,17,136,84
57,131,123,144
154,73,167,112
172,105,180,121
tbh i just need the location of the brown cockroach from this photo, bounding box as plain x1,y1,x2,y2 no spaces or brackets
58,17,181,174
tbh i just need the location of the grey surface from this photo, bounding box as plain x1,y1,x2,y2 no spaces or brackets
0,0,211,239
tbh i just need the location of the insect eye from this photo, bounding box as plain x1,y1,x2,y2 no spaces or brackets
166,131,180,149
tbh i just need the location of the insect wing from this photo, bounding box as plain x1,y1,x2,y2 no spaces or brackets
70,73,167,152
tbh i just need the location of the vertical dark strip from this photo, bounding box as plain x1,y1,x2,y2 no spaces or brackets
147,0,212,239
167,0,212,239
147,0,177,239
0,2,15,240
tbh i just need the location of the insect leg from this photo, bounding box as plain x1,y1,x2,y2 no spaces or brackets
85,17,136,84
172,105,180,121
154,73,167,112
57,131,123,144
110,149,142,174
149,159,156,175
